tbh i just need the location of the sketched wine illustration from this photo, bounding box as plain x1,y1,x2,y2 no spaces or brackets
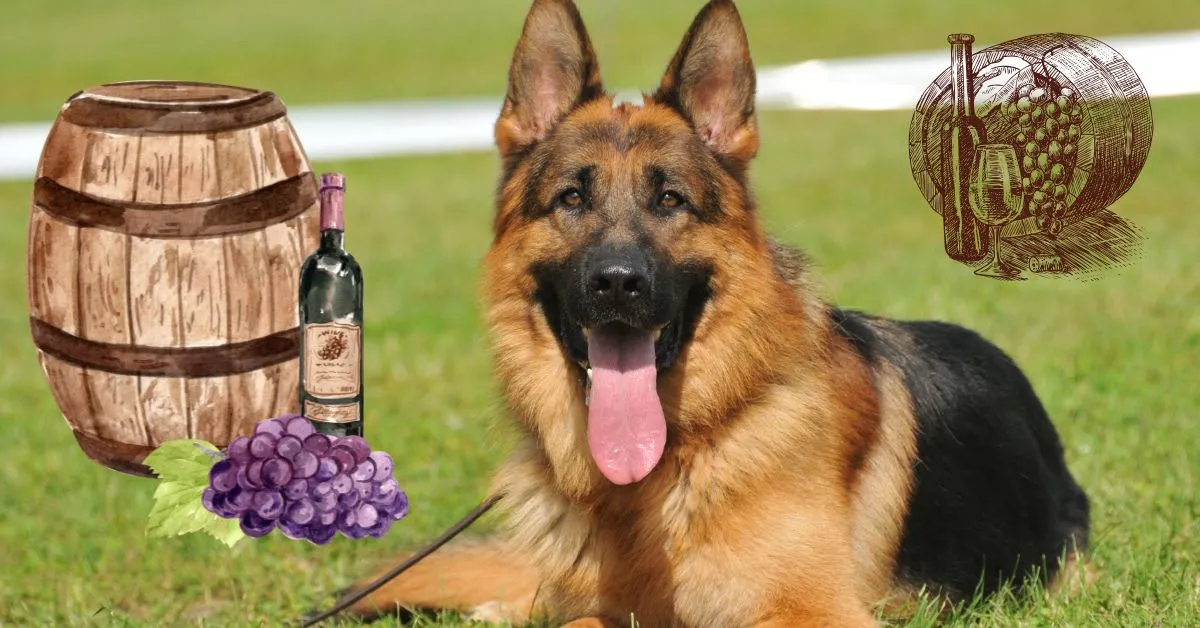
318,333,348,361
909,33,1154,281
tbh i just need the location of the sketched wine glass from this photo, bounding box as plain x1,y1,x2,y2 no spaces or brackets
968,144,1027,280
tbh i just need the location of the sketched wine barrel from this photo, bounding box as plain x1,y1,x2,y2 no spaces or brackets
27,81,320,477
910,33,1153,236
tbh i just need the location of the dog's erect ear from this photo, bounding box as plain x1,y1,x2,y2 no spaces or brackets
495,0,604,158
653,0,758,165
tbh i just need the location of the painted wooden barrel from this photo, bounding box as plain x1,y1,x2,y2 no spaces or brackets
27,81,320,477
909,33,1153,237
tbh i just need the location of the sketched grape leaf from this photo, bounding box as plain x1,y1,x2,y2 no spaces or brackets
974,56,1031,118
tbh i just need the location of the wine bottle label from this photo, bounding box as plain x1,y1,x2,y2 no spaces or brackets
303,322,362,397
304,400,361,424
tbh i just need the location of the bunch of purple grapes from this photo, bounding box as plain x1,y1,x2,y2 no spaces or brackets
202,414,408,544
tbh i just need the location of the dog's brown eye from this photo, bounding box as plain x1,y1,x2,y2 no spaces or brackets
658,191,684,209
559,189,583,207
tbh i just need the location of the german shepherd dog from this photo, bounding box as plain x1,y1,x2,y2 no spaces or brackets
345,1,1091,625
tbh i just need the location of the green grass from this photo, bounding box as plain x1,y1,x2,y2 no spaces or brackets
1,1,1198,626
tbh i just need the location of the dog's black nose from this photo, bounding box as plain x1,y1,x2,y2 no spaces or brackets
589,263,648,303
583,246,653,316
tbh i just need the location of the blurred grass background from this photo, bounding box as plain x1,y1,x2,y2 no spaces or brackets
1,0,1197,626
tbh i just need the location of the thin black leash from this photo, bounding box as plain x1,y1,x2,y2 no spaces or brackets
297,492,504,627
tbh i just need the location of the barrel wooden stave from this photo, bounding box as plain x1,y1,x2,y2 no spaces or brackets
77,224,148,455
133,134,181,205
179,132,221,203
37,119,86,190
224,225,277,442
28,81,318,477
39,116,309,206
263,211,310,434
131,239,187,444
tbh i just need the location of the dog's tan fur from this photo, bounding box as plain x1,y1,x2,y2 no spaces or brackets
344,1,1086,626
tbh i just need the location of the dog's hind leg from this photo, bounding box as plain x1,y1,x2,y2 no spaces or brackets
341,537,545,624
1044,535,1097,601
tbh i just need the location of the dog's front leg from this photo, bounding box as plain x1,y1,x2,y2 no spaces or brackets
339,537,542,623
560,612,876,628
750,604,878,628
559,617,622,628
751,615,876,628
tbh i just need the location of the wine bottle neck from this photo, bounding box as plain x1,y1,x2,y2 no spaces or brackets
318,175,346,232
949,43,975,118
320,229,344,251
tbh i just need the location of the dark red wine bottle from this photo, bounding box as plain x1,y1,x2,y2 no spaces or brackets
299,173,364,437
940,34,989,262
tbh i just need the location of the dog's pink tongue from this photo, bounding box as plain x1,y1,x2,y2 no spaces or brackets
586,326,667,485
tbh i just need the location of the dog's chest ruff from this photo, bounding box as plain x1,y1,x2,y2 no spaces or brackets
532,475,767,627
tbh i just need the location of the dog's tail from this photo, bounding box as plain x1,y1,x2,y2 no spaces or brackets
339,536,544,623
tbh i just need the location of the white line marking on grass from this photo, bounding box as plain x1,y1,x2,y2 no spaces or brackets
754,29,1200,111
1,30,1196,182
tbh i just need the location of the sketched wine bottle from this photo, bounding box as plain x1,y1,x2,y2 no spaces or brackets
299,173,365,437
940,34,989,262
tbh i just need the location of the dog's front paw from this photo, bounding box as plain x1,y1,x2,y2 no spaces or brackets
559,618,618,628
464,600,514,624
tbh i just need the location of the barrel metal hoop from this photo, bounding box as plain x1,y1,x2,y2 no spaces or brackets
33,174,316,238
60,92,287,134
30,317,299,378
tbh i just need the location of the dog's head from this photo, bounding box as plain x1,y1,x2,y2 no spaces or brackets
484,0,791,490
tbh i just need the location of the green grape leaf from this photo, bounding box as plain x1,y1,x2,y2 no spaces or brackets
202,515,248,549
143,439,246,548
143,439,222,484
146,480,212,537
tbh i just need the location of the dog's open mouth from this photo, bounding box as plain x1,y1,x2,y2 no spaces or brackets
535,281,709,485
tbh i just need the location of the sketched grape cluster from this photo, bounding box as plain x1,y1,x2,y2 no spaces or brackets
203,414,407,544
318,334,348,361
998,79,1084,236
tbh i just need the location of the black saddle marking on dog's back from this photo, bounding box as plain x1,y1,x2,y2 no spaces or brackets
829,308,1090,600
